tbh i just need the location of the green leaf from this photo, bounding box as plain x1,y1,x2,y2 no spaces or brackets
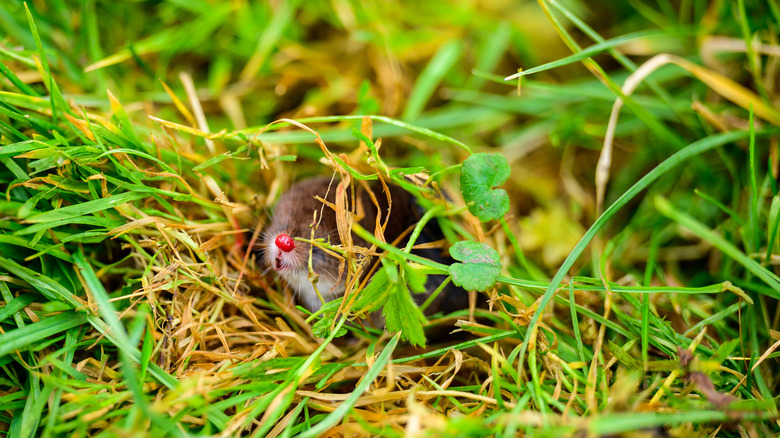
354,268,390,313
449,240,501,291
382,259,399,284
460,153,510,222
383,282,427,347
311,299,348,339
405,262,428,294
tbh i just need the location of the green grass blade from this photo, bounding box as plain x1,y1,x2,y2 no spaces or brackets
23,3,67,123
0,311,87,358
504,29,666,80
655,195,780,298
297,332,401,438
0,294,36,324
24,191,145,223
516,129,758,370
748,106,760,252
240,0,299,80
403,40,462,120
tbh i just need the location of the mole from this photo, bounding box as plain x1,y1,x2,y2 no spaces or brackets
257,176,469,322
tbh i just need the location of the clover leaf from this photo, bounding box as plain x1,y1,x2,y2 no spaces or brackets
448,240,501,291
460,153,510,222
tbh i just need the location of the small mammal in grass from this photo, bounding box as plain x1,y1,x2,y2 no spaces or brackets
258,176,468,321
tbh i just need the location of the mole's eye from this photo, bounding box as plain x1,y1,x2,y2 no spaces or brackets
275,233,295,252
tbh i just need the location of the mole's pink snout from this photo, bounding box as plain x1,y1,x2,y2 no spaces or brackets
275,233,295,252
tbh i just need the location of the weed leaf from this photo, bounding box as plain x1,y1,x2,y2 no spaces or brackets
356,266,427,346
354,267,391,313
311,299,349,339
383,281,427,347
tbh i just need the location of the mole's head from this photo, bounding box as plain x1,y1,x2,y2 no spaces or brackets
260,223,346,311
261,227,310,279
256,177,351,310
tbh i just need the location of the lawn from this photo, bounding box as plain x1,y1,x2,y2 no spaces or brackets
0,0,779,436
